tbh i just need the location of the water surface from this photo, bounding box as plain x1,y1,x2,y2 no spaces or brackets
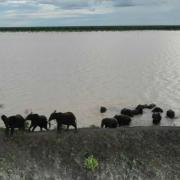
0,31,180,127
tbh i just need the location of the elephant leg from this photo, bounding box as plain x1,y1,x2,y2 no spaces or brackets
66,125,69,131
32,125,37,132
28,124,33,132
73,124,77,131
101,123,104,128
40,127,43,132
10,128,14,136
57,123,62,132
45,126,48,131
74,124,77,131
21,127,25,134
19,127,23,134
5,128,9,137
22,124,25,131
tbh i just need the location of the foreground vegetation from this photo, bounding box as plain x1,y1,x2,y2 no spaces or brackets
0,126,180,180
0,25,180,32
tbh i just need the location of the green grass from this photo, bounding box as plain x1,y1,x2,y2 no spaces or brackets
0,25,180,32
84,155,99,171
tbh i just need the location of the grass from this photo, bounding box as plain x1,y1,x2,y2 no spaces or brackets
0,25,180,32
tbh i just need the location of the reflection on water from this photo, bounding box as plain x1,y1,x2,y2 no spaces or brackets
0,31,180,127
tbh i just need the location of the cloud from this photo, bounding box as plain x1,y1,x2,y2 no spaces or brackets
0,0,112,19
0,0,180,26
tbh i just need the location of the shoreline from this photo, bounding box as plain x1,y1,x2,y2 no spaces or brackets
0,25,180,32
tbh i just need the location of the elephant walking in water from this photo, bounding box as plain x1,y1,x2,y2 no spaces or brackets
114,115,131,126
166,110,175,119
49,111,77,132
152,112,162,125
101,118,118,128
1,114,25,136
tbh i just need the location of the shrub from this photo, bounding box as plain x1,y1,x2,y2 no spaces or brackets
84,155,99,171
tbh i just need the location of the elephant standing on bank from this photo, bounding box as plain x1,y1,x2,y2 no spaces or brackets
49,111,77,131
1,114,25,136
26,113,48,132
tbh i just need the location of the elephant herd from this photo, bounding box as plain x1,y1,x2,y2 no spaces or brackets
0,103,176,136
100,104,176,128
1,111,77,136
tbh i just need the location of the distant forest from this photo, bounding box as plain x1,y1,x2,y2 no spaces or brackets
0,26,180,32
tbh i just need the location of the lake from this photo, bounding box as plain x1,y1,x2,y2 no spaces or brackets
0,31,180,127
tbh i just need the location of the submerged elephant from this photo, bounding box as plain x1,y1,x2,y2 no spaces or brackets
100,106,107,113
1,114,25,136
121,108,134,117
147,104,156,109
152,107,163,113
136,104,156,110
166,110,175,119
152,112,162,125
132,108,143,115
26,113,48,132
49,111,77,131
101,118,118,128
114,115,131,126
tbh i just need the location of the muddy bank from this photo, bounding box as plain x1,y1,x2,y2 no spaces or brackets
0,127,180,180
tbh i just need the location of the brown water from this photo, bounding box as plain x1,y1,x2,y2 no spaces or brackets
0,31,180,127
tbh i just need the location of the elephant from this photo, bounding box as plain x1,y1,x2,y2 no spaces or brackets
166,110,175,119
100,106,107,113
114,115,131,126
101,118,118,128
121,108,134,117
132,108,143,115
152,112,162,125
147,104,156,109
26,113,48,132
1,114,25,136
152,107,163,113
136,104,156,110
136,104,147,110
49,111,77,131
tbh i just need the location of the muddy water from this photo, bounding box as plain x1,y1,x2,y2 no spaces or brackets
0,31,180,127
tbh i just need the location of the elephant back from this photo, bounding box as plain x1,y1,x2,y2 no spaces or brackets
8,115,25,128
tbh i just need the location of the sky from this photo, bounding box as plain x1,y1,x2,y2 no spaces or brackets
0,0,180,27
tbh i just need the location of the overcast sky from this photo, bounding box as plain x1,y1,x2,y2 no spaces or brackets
0,0,180,27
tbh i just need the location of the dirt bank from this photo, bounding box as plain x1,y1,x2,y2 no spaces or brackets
0,126,180,180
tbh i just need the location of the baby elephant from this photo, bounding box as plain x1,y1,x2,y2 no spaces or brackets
166,110,175,119
1,114,25,136
152,113,162,125
101,118,118,128
26,113,48,132
114,115,131,126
